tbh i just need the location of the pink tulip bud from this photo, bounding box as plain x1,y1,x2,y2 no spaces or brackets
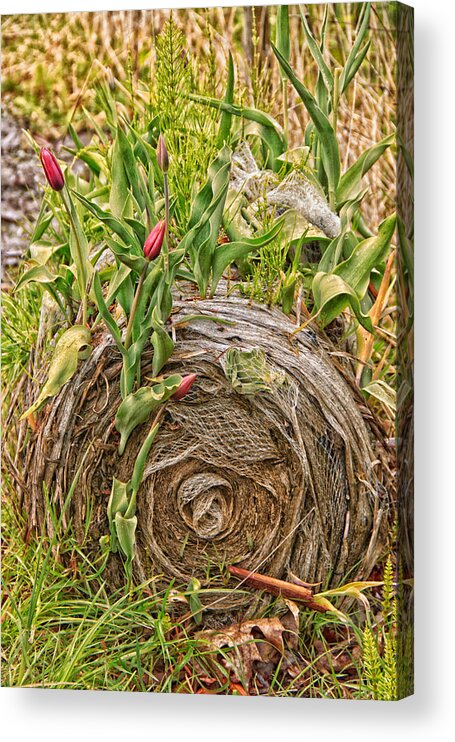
39,147,65,191
156,134,169,173
173,373,197,401
143,220,166,260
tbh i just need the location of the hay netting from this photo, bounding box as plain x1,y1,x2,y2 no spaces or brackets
18,289,389,615
229,141,341,239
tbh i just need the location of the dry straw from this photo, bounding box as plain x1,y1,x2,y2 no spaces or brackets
16,285,390,618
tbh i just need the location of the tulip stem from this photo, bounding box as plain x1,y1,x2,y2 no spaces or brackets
163,173,170,275
123,406,166,520
61,187,88,327
124,264,148,350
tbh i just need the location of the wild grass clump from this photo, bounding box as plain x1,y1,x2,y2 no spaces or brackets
2,494,403,696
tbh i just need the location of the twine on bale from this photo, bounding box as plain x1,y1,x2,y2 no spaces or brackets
16,286,390,617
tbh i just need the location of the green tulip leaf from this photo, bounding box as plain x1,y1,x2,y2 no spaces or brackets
107,478,130,553
361,380,396,411
334,213,396,296
210,217,284,295
61,189,92,297
115,375,182,455
114,512,137,586
115,513,137,561
339,3,371,94
187,577,203,625
312,271,374,331
216,51,235,148
300,7,334,94
30,201,53,242
104,236,147,275
15,265,62,291
281,275,297,315
116,125,145,212
109,127,133,219
314,211,396,328
180,145,232,296
124,217,147,246
276,5,290,79
151,307,174,377
336,134,394,206
28,240,67,265
93,272,126,355
20,325,92,420
130,422,160,494
272,42,340,203
189,94,286,171
72,191,140,250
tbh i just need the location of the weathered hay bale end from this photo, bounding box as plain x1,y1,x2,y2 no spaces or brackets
18,288,390,615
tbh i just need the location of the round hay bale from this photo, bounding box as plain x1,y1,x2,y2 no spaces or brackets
18,289,390,616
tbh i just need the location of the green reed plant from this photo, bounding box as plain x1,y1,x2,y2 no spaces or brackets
275,5,290,140
191,4,395,333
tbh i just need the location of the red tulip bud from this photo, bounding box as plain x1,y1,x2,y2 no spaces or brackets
156,134,169,173
173,373,197,401
143,220,166,260
39,147,65,191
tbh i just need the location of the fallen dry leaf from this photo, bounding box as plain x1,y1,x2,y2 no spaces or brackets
196,600,300,691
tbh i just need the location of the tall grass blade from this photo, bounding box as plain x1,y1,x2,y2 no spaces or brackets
272,43,340,205
339,2,372,94
336,134,394,205
216,52,235,148
299,6,334,94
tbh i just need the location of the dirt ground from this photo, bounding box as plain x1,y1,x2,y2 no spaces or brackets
1,111,42,281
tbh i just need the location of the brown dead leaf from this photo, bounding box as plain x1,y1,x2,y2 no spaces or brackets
197,601,300,690
313,639,358,676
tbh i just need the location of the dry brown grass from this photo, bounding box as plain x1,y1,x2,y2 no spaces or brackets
2,4,396,221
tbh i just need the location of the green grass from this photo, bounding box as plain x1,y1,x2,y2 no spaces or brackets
1,286,40,392
1,497,223,692
1,490,402,696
